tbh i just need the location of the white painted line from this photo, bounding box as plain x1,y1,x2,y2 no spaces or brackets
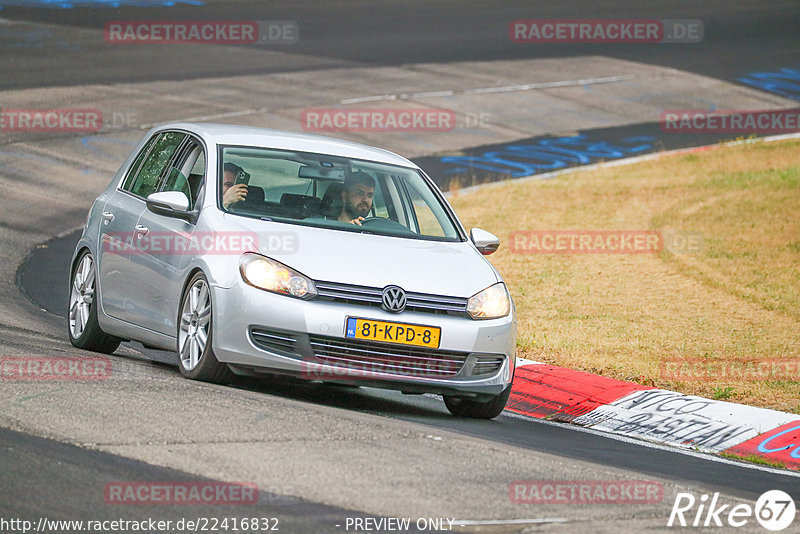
138,107,270,129
411,90,455,98
463,75,636,95
516,357,544,367
501,410,800,478
339,75,635,104
340,94,399,104
143,74,639,126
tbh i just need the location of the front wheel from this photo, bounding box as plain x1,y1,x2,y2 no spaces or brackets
177,272,232,383
67,250,121,354
443,383,513,419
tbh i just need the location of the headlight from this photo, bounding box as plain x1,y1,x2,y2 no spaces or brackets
239,253,317,299
467,282,510,319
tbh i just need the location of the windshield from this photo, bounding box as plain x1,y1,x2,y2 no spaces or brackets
218,145,462,241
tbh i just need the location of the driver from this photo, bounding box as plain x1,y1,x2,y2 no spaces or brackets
338,171,375,225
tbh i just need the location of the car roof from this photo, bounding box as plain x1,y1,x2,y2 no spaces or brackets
158,122,418,168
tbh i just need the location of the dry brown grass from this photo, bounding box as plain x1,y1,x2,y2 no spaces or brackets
450,139,800,413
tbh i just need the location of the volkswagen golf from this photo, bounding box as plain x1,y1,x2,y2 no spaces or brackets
68,123,516,418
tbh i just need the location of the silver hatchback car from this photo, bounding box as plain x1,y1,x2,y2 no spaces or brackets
68,123,516,418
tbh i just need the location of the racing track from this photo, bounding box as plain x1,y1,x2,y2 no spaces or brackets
17,190,800,502
1,1,799,532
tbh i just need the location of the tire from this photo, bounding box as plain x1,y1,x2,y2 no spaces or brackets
443,382,513,419
67,250,121,354
177,272,232,383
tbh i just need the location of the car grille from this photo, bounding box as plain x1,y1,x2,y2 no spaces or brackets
308,334,469,377
250,328,299,354
314,281,468,316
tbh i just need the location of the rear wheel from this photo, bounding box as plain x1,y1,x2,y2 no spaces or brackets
443,383,512,419
67,251,121,354
177,272,232,383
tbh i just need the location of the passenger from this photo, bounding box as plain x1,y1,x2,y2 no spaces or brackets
222,162,248,208
337,171,375,225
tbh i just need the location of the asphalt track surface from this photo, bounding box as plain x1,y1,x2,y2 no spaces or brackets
2,0,800,531
0,427,404,534
16,214,800,504
0,0,797,89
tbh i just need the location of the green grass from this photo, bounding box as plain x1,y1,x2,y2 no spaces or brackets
719,452,788,470
450,138,800,412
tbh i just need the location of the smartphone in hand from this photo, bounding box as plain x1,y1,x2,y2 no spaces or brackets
235,170,251,186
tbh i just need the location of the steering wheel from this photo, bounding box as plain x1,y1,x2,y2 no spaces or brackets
359,216,388,225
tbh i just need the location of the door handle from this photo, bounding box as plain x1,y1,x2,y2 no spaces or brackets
101,211,115,223
134,225,149,237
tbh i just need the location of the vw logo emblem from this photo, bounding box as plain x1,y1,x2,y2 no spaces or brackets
382,285,407,313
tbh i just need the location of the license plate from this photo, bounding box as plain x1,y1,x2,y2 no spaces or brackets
345,317,441,349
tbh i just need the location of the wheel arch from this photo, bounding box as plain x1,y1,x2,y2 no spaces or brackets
70,245,92,277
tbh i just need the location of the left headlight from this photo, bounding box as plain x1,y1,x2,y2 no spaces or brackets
239,253,317,299
467,282,511,320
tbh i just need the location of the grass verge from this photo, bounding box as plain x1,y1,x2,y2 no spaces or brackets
450,138,800,413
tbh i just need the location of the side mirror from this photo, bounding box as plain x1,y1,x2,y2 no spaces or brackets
470,228,500,256
146,191,196,223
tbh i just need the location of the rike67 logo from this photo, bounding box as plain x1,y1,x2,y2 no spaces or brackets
668,490,795,531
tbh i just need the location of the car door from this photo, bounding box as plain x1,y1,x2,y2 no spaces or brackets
98,131,188,326
127,135,205,336
96,134,158,322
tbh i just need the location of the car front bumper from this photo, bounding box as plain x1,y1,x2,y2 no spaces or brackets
211,279,517,398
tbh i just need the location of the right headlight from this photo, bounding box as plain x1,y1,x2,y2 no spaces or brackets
467,282,511,320
239,253,317,299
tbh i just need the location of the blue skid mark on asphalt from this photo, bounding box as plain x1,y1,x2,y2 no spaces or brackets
438,134,656,178
0,0,203,8
738,68,800,100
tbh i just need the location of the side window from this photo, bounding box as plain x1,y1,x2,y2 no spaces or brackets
127,131,186,199
161,141,205,210
404,181,445,237
121,134,158,192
